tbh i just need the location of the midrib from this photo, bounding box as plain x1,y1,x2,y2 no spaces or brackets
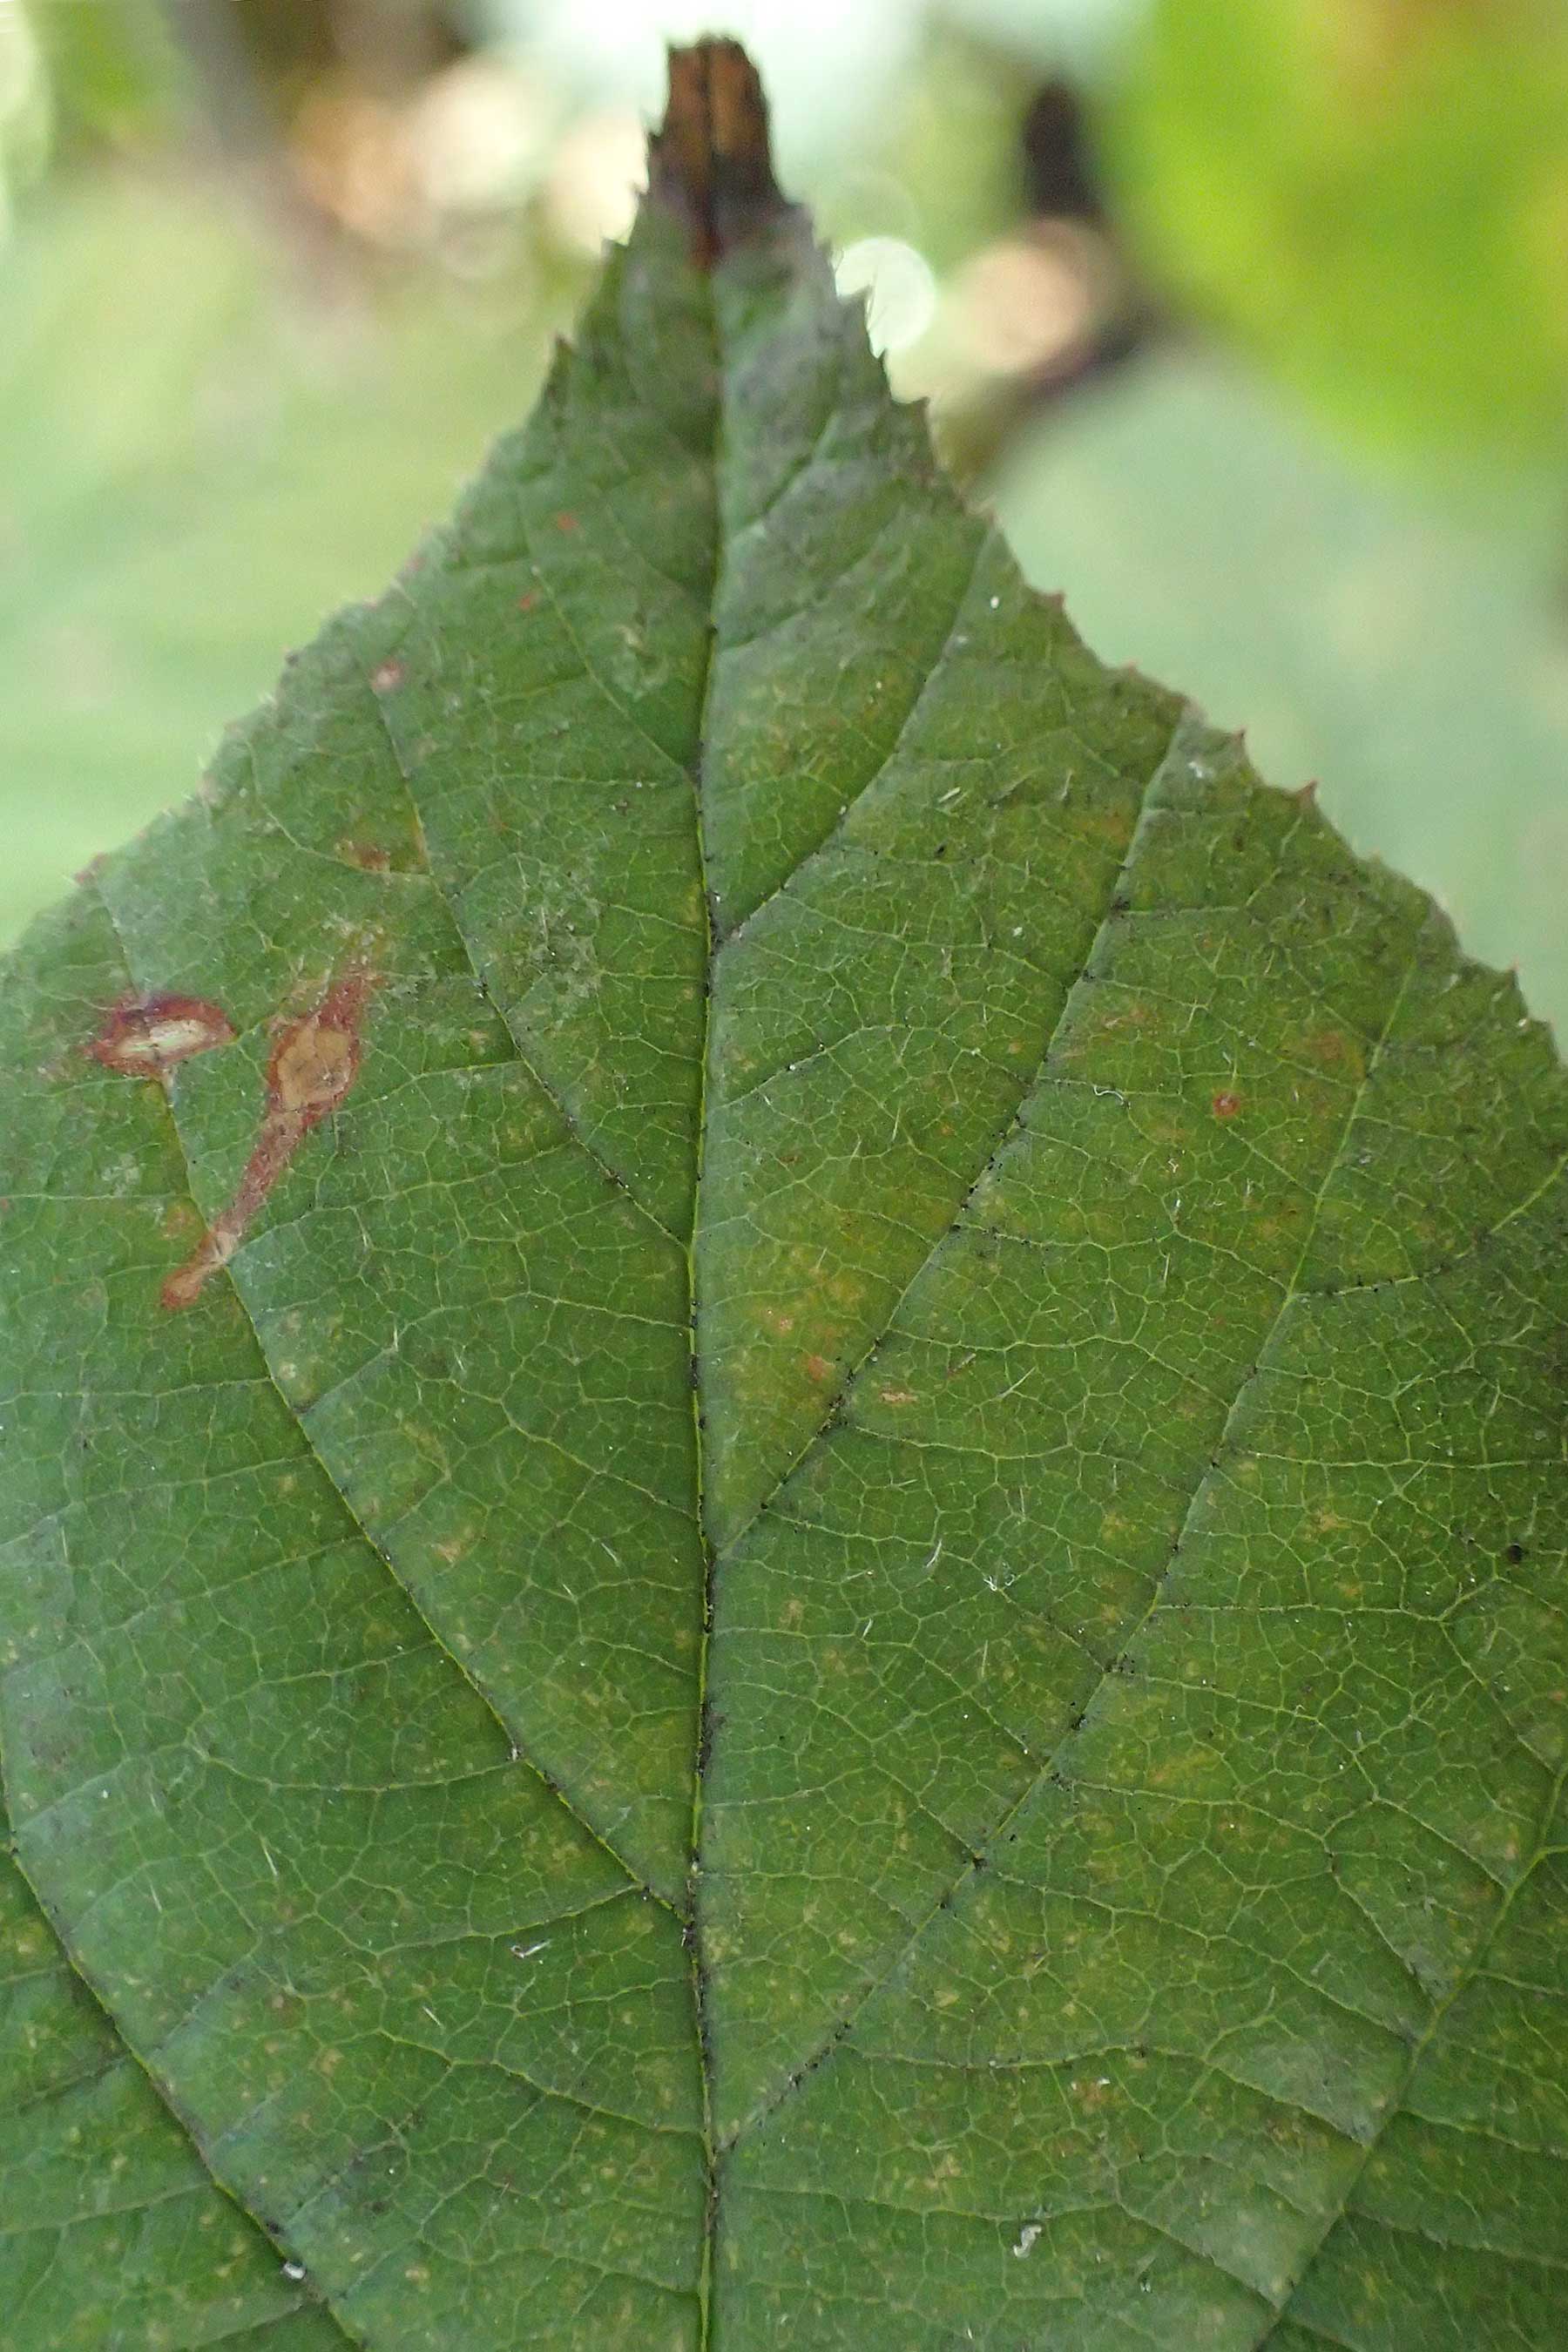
685,247,727,2352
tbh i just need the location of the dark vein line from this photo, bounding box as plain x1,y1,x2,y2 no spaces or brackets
1259,2317,1359,2352
0,2173,267,2240
83,878,667,1923
708,705,1186,1583
689,285,1023,2352
713,504,912,665
722,849,1427,2157
5,889,685,2340
199,2313,350,2350
685,262,726,2352
737,429,830,539
740,2174,1277,2304
375,2033,706,2145
363,686,682,1244
715,526,990,945
0,1829,360,2349
1247,1747,1568,2345
1369,2208,1568,2274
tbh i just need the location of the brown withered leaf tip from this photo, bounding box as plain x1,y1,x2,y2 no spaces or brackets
651,39,791,268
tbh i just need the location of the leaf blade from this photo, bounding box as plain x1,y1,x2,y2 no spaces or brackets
3,39,1566,2352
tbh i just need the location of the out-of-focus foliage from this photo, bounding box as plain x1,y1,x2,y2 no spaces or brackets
0,176,567,936
28,0,185,157
996,349,1568,1036
1102,0,1568,479
943,0,1146,74
0,0,50,213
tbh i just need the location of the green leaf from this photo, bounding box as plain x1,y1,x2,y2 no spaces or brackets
3,40,1566,2349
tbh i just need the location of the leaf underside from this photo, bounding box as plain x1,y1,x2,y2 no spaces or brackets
3,42,1567,2352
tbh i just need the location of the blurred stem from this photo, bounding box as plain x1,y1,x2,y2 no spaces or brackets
329,0,448,100
158,0,279,162
155,0,353,291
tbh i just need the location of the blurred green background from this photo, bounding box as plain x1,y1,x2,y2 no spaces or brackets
4,0,1567,1034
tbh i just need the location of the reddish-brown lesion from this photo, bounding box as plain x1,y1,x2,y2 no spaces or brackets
88,995,235,1077
335,839,394,872
162,968,377,1311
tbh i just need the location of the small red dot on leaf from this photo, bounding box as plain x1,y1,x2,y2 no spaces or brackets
517,593,537,613
337,840,392,872
553,511,580,533
370,660,405,693
1212,1092,1241,1119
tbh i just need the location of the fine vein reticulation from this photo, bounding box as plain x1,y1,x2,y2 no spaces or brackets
3,42,1567,2352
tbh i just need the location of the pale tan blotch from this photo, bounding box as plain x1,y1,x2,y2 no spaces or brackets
89,995,235,1078
271,999,362,1120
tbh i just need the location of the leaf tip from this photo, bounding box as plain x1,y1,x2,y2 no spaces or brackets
651,38,789,268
